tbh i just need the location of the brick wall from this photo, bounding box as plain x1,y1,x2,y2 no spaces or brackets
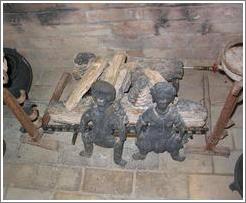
3,3,243,70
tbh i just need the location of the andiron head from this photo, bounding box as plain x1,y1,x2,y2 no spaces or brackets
91,80,116,110
150,82,176,111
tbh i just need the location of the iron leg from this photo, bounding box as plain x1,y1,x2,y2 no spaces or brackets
170,150,185,162
113,138,127,167
80,133,93,158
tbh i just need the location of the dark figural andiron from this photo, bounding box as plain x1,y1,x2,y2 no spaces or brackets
79,80,128,166
133,82,187,162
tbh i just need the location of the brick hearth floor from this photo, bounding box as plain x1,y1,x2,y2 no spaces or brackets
2,69,243,200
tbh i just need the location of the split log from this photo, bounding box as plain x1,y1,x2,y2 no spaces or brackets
114,63,133,99
143,68,167,85
65,58,108,111
49,72,72,105
48,103,83,124
47,56,206,128
48,96,93,124
126,61,137,71
49,60,132,124
42,72,72,125
100,53,127,85
114,67,130,99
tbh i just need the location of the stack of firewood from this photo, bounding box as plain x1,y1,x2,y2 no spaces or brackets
47,53,207,128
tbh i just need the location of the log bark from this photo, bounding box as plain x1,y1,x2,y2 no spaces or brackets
42,72,72,125
48,103,83,124
143,68,167,85
49,72,72,104
65,58,108,111
114,63,134,99
100,53,127,85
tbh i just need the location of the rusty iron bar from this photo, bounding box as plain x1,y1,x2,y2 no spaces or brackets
206,80,243,150
42,72,72,125
3,88,40,141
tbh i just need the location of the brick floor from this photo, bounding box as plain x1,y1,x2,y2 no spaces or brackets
210,105,223,128
36,70,63,87
231,103,243,128
53,191,107,200
213,150,243,175
55,167,83,191
3,142,21,163
3,107,16,118
16,143,60,165
209,83,233,105
180,69,204,87
28,85,54,103
135,171,188,199
59,142,114,168
5,187,54,200
229,128,243,150
2,68,243,200
82,168,134,195
121,139,159,170
3,163,35,189
159,153,213,174
32,165,57,189
207,70,233,88
189,174,242,200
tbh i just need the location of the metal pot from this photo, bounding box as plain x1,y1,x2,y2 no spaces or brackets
229,153,243,197
3,48,33,98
